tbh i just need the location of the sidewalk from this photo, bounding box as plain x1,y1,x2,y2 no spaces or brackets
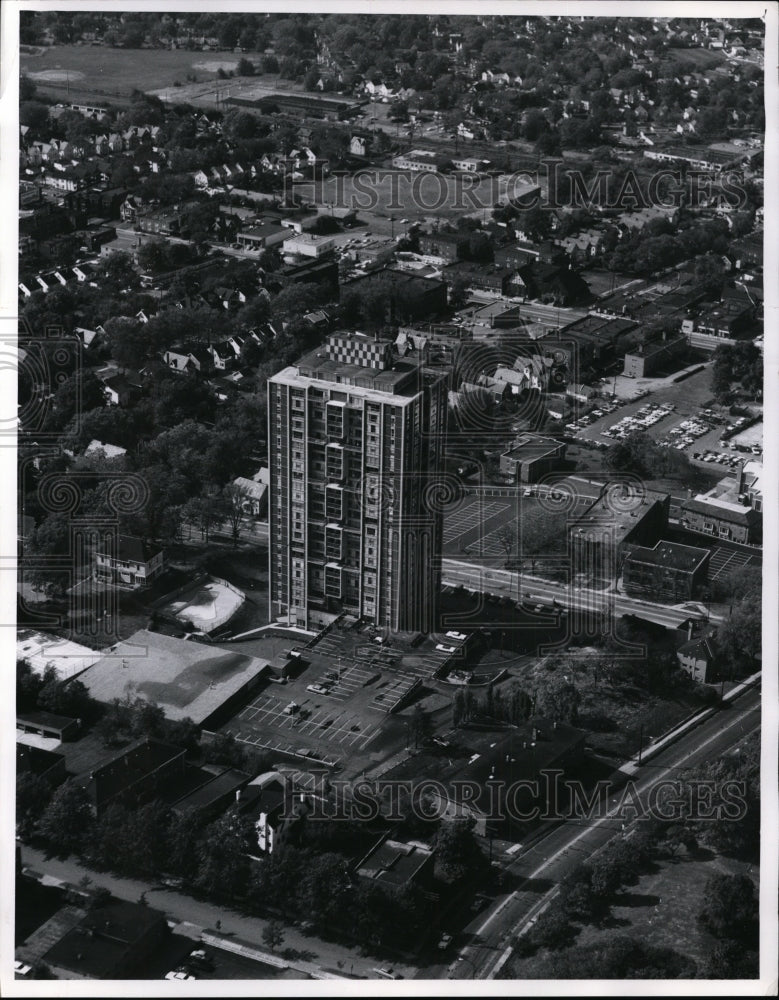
19,845,419,981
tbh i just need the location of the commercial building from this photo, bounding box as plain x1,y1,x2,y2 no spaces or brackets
79,629,272,726
342,269,447,323
623,333,688,378
681,467,763,544
282,233,336,259
268,332,448,632
499,434,567,483
568,488,671,584
236,221,287,250
17,894,171,980
228,93,364,121
391,149,438,172
77,738,187,817
17,710,80,743
355,835,435,890
681,494,761,544
418,231,462,261
622,540,710,601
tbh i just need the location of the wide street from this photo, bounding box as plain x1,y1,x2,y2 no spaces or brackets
416,685,761,980
440,557,723,628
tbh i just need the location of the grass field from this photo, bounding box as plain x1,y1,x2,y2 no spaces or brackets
665,46,727,68
21,43,267,98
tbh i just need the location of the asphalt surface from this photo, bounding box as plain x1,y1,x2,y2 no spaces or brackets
440,557,723,628
414,685,761,980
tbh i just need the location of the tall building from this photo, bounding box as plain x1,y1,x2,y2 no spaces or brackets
268,333,447,633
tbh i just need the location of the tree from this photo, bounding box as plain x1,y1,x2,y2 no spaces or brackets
262,920,285,952
717,592,761,675
698,874,758,947
237,57,256,77
449,275,470,310
219,482,251,545
535,677,580,723
496,524,516,563
409,704,432,749
37,676,93,722
195,810,254,899
38,779,94,856
17,771,54,840
435,817,486,884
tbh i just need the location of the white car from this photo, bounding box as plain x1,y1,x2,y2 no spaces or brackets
435,643,457,653
445,631,467,640
165,971,195,980
306,683,331,695
14,962,31,977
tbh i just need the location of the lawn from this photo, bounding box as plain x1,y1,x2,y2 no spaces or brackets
21,43,267,97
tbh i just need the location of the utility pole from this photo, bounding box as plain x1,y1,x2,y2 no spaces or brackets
637,723,644,765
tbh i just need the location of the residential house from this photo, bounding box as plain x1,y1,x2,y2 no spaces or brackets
232,472,268,518
676,632,719,684
163,345,213,375
94,534,164,588
101,372,143,407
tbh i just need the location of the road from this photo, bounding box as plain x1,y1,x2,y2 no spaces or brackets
417,686,761,980
440,557,722,629
17,846,415,981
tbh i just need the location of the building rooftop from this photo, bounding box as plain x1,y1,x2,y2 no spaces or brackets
569,487,669,538
39,898,168,979
625,540,710,572
398,148,438,161
502,434,563,461
683,496,758,526
94,534,162,563
17,709,77,733
16,630,102,682
79,629,271,724
16,742,65,777
81,738,185,812
356,837,433,887
172,766,250,815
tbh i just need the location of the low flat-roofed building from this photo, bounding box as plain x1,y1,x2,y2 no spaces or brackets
391,148,438,172
623,333,687,378
78,738,186,817
355,835,435,889
17,710,80,742
681,470,762,544
79,629,271,726
622,540,710,601
569,488,671,583
236,221,287,249
500,434,567,483
171,766,251,821
282,233,336,259
681,495,761,544
16,742,67,785
19,897,170,979
15,632,102,683
380,717,585,835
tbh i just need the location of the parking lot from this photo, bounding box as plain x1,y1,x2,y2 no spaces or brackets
234,692,379,750
572,365,762,471
218,619,474,774
707,543,762,580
